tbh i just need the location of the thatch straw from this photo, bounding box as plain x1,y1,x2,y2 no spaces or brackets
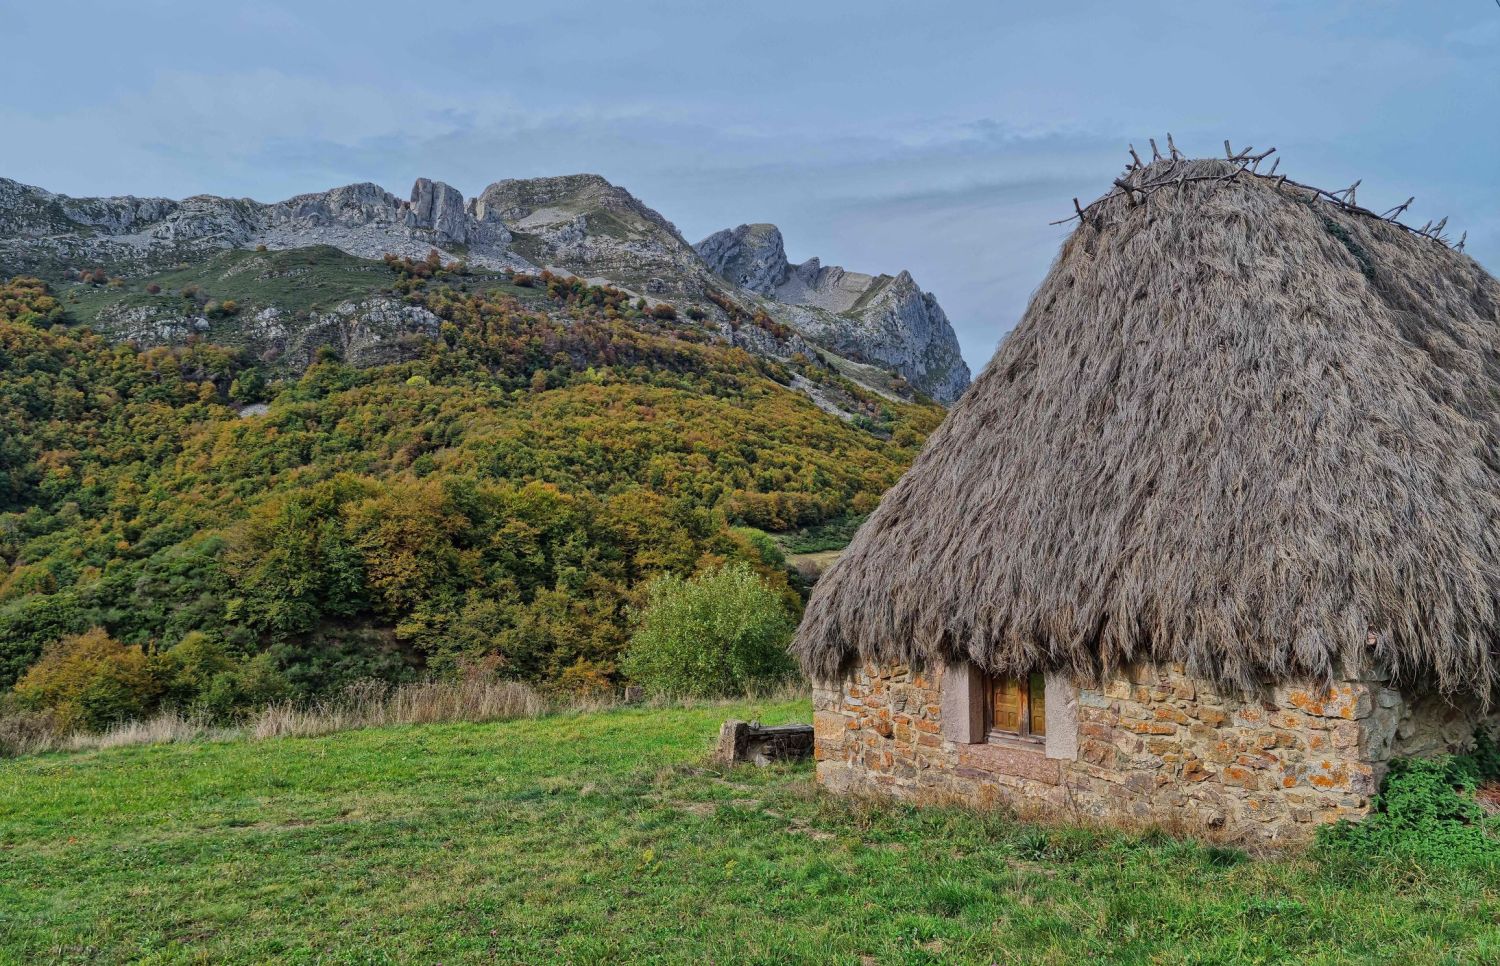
794,158,1500,700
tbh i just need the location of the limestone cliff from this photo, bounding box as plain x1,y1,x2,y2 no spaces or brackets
696,223,970,402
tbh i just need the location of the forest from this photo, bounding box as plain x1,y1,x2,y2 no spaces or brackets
0,267,941,730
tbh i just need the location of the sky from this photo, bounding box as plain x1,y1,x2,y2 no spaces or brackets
2,1,1497,371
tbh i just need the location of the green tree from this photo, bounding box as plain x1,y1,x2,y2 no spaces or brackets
621,562,796,697
228,368,268,403
223,477,373,636
0,592,86,689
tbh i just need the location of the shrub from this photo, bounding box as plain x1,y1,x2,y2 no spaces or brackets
145,282,161,295
263,636,413,698
0,277,64,327
730,526,786,569
553,657,615,698
155,632,234,704
223,477,375,636
0,563,58,602
155,632,290,717
621,562,795,697
1317,731,1500,868
203,299,240,319
1471,726,1500,778
12,628,158,731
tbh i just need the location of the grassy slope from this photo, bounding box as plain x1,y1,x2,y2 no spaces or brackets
65,247,393,318
60,247,547,356
3,703,1498,964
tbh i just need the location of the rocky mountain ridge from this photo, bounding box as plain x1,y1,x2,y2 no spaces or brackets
0,176,523,273
0,174,970,402
695,224,970,403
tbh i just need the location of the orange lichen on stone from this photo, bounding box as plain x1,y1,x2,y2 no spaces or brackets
1195,708,1229,726
1222,766,1259,789
1181,759,1213,782
1286,690,1325,715
1308,762,1349,790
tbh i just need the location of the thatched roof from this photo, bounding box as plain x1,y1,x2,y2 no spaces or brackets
794,157,1500,698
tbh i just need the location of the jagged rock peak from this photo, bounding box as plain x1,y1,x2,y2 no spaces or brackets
1,172,969,403
694,221,972,403
407,178,469,242
695,223,789,295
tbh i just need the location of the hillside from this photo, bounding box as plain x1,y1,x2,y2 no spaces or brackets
2,699,1494,962
0,173,971,403
0,271,941,710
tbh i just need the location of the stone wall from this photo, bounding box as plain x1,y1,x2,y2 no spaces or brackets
1388,689,1500,758
812,660,1492,843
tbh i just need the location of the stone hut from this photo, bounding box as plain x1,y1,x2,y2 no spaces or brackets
793,156,1500,842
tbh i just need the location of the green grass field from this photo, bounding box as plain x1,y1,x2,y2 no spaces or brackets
3,699,1498,964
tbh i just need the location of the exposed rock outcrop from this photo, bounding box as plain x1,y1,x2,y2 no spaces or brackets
783,270,970,405
95,296,442,369
0,176,527,277
406,178,469,243
695,223,790,295
294,298,445,368
475,173,707,297
696,224,971,402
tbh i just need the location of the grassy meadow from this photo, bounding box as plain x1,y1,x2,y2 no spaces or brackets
3,699,1499,964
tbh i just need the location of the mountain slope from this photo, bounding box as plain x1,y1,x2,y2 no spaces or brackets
696,223,970,402
0,174,971,404
0,273,940,702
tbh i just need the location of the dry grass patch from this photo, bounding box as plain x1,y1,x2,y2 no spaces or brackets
2,677,812,758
